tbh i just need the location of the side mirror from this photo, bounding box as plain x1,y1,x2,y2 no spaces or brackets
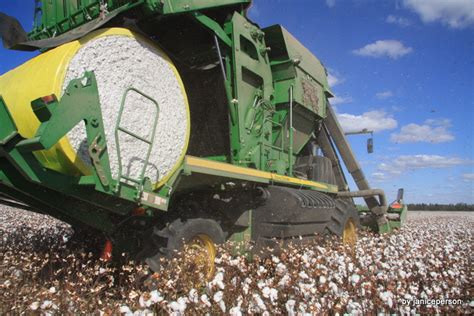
396,188,404,202
367,137,373,154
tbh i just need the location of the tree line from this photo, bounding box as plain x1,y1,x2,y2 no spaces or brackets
407,203,474,211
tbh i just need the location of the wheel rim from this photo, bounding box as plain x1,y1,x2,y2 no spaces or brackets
343,219,357,245
189,234,216,279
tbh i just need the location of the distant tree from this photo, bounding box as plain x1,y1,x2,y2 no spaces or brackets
406,203,474,211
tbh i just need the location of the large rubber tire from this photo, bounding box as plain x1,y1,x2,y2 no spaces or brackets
294,155,337,185
145,218,225,274
251,187,362,253
328,199,361,245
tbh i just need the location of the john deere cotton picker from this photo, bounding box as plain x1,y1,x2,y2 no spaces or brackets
0,0,406,274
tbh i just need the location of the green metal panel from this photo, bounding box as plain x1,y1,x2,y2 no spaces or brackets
264,24,333,118
30,1,142,40
29,0,251,41
155,0,250,14
227,12,275,171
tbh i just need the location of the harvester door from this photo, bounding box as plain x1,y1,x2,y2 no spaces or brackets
230,12,274,169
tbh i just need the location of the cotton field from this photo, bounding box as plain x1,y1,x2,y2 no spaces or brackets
0,207,472,315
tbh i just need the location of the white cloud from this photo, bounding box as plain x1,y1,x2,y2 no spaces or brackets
331,95,353,105
462,173,474,181
377,154,473,176
353,40,413,59
386,15,412,27
403,0,474,29
327,68,345,87
326,0,336,8
327,73,340,87
376,90,394,99
337,110,398,133
391,118,454,143
247,3,260,19
372,172,389,181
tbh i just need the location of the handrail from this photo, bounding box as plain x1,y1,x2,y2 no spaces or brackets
114,87,159,193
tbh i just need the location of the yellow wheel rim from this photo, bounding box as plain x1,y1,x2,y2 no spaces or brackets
343,219,357,245
188,234,216,279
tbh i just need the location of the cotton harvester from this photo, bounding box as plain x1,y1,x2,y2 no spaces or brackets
0,0,406,275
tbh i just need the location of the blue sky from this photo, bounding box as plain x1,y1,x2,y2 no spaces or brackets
248,0,474,204
1,0,473,203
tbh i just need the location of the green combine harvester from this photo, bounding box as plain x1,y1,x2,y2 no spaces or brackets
0,0,406,275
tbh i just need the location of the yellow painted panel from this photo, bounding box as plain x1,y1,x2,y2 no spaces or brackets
185,156,337,192
0,28,190,188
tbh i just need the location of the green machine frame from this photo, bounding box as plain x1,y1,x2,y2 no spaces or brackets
0,0,406,254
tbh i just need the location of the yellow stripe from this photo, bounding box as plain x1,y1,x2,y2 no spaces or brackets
185,156,337,192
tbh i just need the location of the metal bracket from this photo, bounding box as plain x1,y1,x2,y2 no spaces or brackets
88,134,109,187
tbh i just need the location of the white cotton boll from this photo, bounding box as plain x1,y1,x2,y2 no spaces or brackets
30,302,40,311
210,272,225,290
243,282,250,294
213,291,224,303
41,300,53,310
200,294,211,307
319,275,327,284
298,302,309,314
351,274,360,285
329,282,338,294
253,294,267,311
285,299,296,316
141,310,154,316
169,298,187,314
218,300,226,313
272,256,280,264
262,286,271,298
150,290,163,304
298,271,309,279
278,274,291,287
379,291,394,308
276,263,287,275
119,306,132,314
188,289,199,304
347,300,363,314
48,287,56,294
177,297,187,313
168,302,181,313
316,246,326,254
229,258,240,266
229,306,242,316
139,296,146,308
269,288,278,303
257,266,267,275
348,262,354,272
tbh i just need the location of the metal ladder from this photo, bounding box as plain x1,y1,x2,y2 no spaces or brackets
114,88,159,195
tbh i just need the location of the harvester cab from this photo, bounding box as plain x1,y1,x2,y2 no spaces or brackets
0,0,406,272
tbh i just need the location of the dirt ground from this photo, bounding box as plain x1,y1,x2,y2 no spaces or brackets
1,206,472,315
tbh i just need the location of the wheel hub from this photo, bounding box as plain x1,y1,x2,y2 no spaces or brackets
188,234,216,279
